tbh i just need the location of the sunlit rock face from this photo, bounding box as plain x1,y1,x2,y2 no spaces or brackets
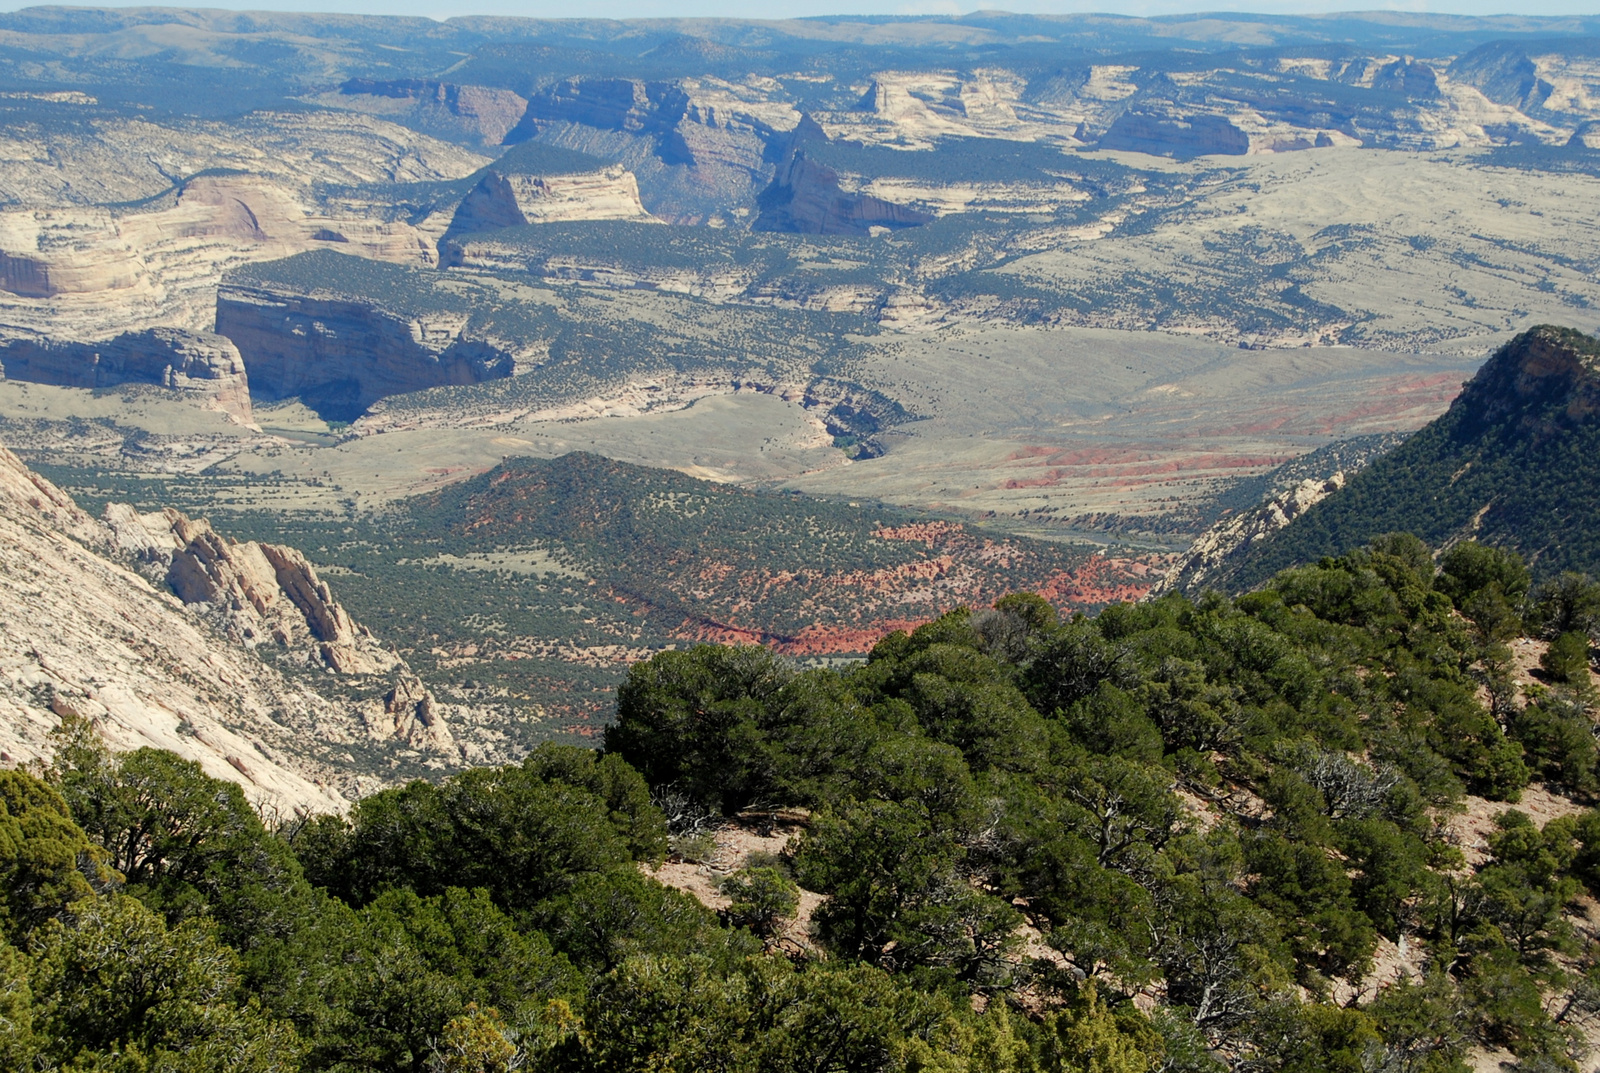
444,166,653,238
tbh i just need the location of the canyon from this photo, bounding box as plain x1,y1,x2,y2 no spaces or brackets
4,5,1600,762
215,271,523,421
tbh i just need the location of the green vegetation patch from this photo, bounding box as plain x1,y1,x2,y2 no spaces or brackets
1227,326,1600,589
18,527,1600,1073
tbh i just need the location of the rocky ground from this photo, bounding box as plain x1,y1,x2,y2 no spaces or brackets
0,436,537,812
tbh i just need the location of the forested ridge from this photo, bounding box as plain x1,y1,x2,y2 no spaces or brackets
1227,326,1600,591
9,534,1600,1071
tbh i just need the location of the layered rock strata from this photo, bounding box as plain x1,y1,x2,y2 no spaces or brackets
103,503,452,751
214,277,519,420
339,79,530,146
443,165,653,241
106,508,393,672
509,78,699,161
0,174,455,340
753,150,931,236
0,328,253,424
438,239,897,316
1097,112,1253,158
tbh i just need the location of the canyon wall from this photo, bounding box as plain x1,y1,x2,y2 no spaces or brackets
443,165,653,242
339,78,530,146
1097,111,1254,158
214,280,519,420
753,151,932,236
0,328,253,423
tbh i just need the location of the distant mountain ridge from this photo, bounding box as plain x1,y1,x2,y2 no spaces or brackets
1221,325,1600,589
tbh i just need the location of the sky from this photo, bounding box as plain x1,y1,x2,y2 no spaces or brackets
0,0,1594,22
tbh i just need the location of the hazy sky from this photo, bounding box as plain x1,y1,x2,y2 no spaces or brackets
3,0,1595,21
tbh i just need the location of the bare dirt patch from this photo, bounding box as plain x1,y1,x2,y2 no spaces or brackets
644,816,823,951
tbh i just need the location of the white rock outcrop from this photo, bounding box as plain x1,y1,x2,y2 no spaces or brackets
0,440,459,815
1154,474,1347,597
0,442,353,814
444,166,654,238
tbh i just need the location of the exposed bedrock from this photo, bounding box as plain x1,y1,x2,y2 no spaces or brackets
508,78,696,160
107,504,414,679
437,236,900,316
1448,41,1549,112
0,328,253,423
100,501,452,751
1570,120,1600,148
441,165,652,246
214,283,517,421
340,78,530,146
1097,111,1252,158
753,150,931,235
498,76,800,221
0,442,357,815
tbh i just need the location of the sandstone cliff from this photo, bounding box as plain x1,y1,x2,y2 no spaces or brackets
438,237,897,318
106,507,395,673
0,176,447,343
502,75,802,223
0,106,489,343
1097,111,1252,158
338,78,530,146
214,269,520,421
0,328,253,424
753,150,931,236
509,78,698,162
442,165,653,243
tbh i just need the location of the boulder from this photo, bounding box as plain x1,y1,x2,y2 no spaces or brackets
377,673,454,751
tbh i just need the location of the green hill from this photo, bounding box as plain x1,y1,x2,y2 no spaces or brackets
1227,325,1600,589
402,451,1146,650
161,453,1153,742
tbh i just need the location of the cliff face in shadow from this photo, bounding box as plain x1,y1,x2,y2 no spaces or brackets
1097,111,1253,158
752,150,932,236
215,281,518,422
338,78,530,146
0,328,254,424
